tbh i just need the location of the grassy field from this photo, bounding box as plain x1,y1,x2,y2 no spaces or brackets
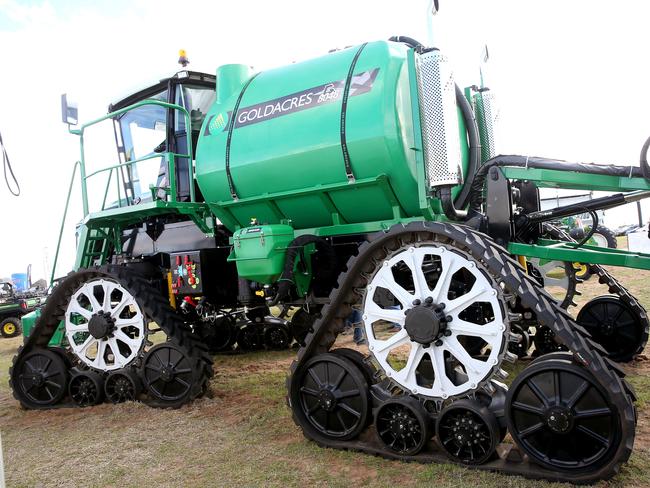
3,238,650,487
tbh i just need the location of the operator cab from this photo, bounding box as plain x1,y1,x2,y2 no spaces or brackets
109,71,215,204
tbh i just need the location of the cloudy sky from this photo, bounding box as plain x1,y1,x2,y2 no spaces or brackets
1,0,649,283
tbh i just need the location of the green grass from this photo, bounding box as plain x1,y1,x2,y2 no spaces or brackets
2,258,650,487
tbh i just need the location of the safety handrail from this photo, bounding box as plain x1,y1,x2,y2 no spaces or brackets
68,99,194,215
50,99,195,283
50,160,80,285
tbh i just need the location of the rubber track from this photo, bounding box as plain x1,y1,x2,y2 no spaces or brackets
549,224,650,360
286,222,636,484
9,265,213,409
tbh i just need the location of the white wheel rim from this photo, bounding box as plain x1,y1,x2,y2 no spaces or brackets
362,246,506,399
65,279,145,371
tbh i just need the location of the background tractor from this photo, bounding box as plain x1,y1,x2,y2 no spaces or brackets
0,280,43,338
9,5,650,483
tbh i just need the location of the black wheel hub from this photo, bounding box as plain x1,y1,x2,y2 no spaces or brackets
115,377,130,395
545,407,573,433
404,298,448,345
31,372,45,387
160,365,174,382
318,389,337,411
451,414,483,447
88,311,115,340
78,380,92,395
389,411,417,436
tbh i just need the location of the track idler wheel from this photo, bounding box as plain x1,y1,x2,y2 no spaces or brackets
436,398,499,465
375,396,430,455
292,353,369,441
11,348,68,408
69,368,104,406
105,368,140,403
576,295,648,362
142,343,195,407
289,308,318,345
506,358,621,474
264,318,292,350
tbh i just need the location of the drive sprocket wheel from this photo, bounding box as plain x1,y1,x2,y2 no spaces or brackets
142,343,195,407
12,348,68,408
436,398,499,465
293,353,369,441
576,295,647,363
507,358,621,473
105,369,140,403
375,396,430,455
69,368,104,406
361,241,510,399
64,276,146,371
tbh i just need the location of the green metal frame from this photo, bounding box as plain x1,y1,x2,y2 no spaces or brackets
502,166,650,270
51,99,214,281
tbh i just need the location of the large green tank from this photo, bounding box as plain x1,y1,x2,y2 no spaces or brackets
195,40,469,231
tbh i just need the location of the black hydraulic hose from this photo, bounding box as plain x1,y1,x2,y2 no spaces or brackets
269,235,336,305
640,134,650,179
437,87,480,221
0,130,19,196
574,210,599,248
439,186,467,220
453,85,481,210
469,155,646,212
388,36,425,49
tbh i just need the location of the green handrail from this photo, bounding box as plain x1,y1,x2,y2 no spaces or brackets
50,160,80,285
50,99,195,282
69,99,194,216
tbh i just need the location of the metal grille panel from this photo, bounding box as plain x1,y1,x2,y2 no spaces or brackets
476,90,499,160
415,51,462,188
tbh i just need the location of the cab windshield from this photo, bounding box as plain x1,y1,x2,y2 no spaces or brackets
113,83,215,205
116,89,168,203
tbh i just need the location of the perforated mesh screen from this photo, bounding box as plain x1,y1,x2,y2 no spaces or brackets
479,91,499,160
415,51,462,188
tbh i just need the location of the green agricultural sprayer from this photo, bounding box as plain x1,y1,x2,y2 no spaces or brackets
11,5,650,484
